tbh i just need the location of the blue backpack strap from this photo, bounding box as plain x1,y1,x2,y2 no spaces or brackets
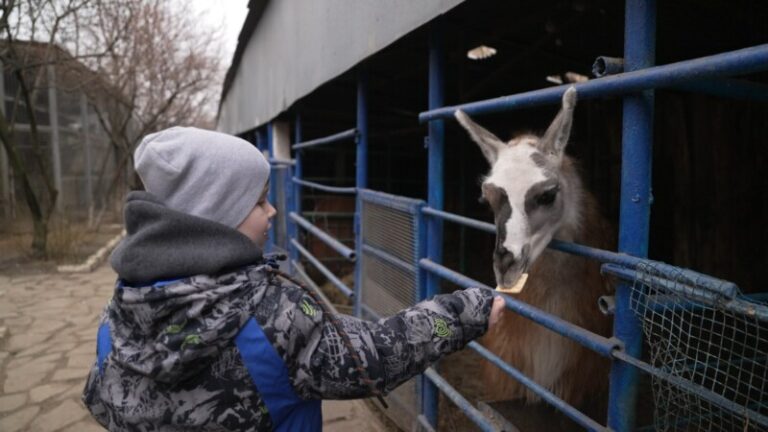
235,318,321,431
96,322,112,375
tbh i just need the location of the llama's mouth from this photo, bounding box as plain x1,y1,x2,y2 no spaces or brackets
496,273,529,294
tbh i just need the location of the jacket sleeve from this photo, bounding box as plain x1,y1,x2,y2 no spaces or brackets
287,286,495,400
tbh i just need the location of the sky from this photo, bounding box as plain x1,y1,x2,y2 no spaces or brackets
188,0,250,66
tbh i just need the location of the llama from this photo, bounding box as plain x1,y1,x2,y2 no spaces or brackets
455,87,614,413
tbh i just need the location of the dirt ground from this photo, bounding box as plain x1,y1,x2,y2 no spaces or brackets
0,219,124,277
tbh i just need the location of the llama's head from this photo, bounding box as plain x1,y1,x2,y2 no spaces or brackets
455,87,578,290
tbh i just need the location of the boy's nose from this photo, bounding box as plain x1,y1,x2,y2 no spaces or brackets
268,203,277,218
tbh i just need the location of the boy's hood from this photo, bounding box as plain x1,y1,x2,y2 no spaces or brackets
106,191,269,383
110,191,263,285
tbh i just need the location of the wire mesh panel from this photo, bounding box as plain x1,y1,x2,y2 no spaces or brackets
630,263,768,431
359,189,425,431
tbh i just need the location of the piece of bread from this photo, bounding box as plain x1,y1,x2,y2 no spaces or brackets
496,273,529,294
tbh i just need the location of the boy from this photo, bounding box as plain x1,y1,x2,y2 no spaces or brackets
83,127,503,431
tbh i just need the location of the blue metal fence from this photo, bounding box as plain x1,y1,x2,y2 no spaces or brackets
264,0,768,429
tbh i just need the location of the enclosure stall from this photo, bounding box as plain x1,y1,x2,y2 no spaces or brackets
218,0,768,430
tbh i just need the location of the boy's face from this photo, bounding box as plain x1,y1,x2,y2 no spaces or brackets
237,184,276,247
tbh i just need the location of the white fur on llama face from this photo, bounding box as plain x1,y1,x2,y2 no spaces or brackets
456,87,578,289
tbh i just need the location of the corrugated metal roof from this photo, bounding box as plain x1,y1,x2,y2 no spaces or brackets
217,0,465,135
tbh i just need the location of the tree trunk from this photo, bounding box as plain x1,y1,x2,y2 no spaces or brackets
0,113,49,257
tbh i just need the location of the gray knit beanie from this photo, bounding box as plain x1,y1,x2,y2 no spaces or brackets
134,126,270,228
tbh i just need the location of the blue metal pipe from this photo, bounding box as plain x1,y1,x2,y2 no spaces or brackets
551,240,739,298
592,56,768,102
674,78,768,102
423,18,446,428
592,56,625,77
290,113,303,271
290,259,340,316
359,189,425,213
416,416,437,432
291,128,357,150
292,178,356,194
418,43,768,122
419,258,621,358
612,350,768,428
353,66,368,318
422,206,495,234
421,206,738,297
361,303,382,321
268,158,295,166
608,1,656,429
362,244,416,274
290,239,354,298
423,368,497,432
468,341,610,432
289,212,356,261
255,127,268,152
603,264,768,322
266,123,276,252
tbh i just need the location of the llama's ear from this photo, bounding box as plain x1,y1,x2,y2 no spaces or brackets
455,110,505,165
540,86,577,162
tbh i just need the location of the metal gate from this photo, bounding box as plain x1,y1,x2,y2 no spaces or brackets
359,189,426,431
257,1,768,430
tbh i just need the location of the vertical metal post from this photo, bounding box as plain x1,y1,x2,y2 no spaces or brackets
266,123,275,252
290,113,303,273
47,65,62,212
80,93,93,221
423,17,445,429
608,0,656,430
353,66,368,318
0,59,9,218
255,128,265,151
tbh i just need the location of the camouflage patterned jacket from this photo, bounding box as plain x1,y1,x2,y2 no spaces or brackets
83,192,494,431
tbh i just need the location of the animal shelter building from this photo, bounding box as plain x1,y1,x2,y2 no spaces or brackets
218,0,768,430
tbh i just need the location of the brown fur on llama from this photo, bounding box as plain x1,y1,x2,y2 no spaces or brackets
455,87,614,413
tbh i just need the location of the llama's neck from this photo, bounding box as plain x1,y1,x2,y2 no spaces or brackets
553,156,586,243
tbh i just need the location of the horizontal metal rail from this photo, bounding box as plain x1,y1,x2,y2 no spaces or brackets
361,243,416,274
423,368,497,432
422,206,495,234
667,78,768,102
468,341,610,432
422,207,739,297
292,128,357,150
290,212,356,261
303,211,355,218
419,43,768,122
268,158,295,166
290,239,354,298
612,350,768,428
418,258,620,357
592,56,768,102
417,415,437,432
291,260,340,315
603,264,768,322
292,178,357,194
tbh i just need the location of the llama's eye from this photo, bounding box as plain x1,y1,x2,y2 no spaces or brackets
536,188,558,206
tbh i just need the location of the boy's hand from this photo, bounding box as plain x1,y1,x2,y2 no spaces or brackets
489,295,505,328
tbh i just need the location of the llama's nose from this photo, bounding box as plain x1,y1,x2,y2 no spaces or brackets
494,247,517,274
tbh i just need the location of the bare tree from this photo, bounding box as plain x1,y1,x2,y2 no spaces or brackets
85,0,223,226
0,0,107,257
0,0,223,253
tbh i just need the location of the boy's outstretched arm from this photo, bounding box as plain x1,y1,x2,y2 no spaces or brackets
288,286,495,400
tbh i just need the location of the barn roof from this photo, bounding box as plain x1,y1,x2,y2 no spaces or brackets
217,0,465,135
